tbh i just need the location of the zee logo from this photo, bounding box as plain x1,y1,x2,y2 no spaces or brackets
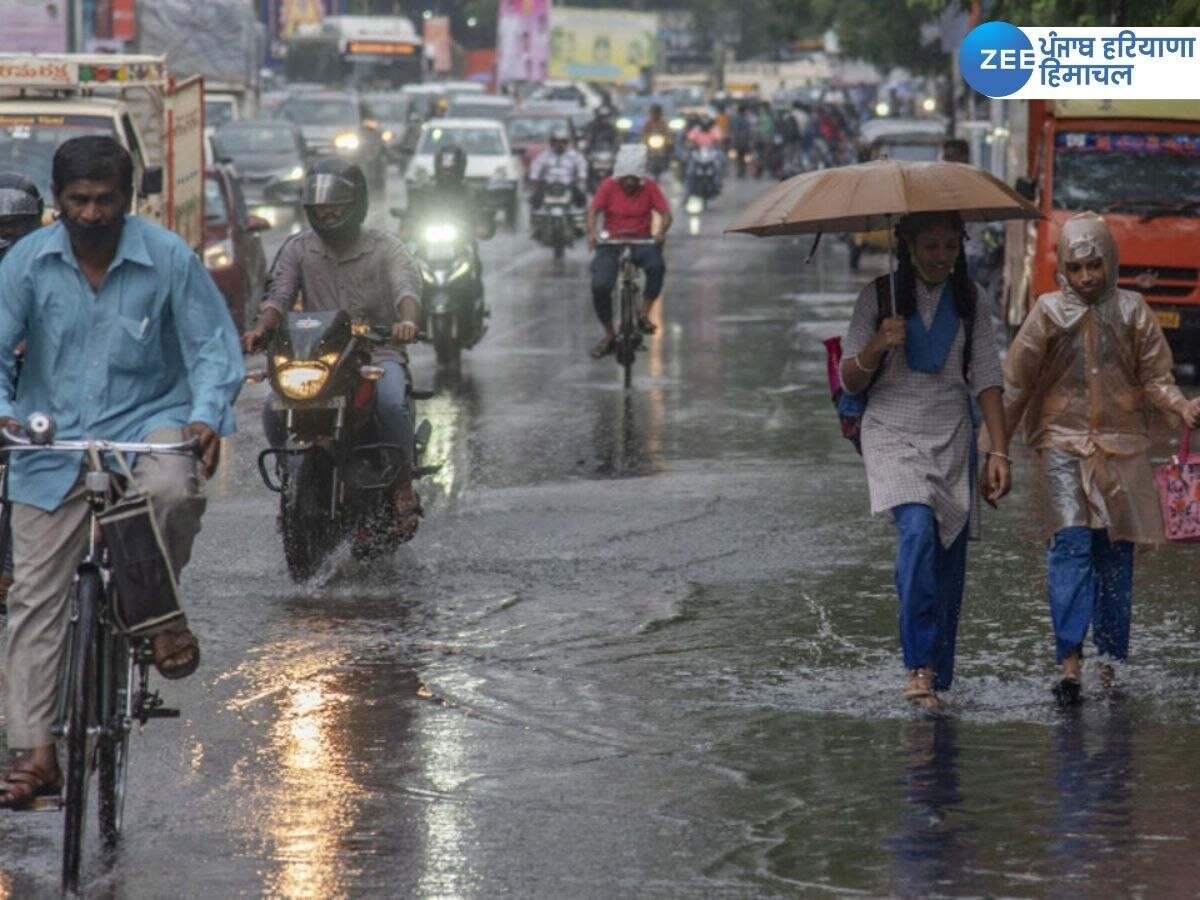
960,21,1035,98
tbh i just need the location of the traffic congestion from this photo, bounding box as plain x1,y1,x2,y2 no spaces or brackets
3,1,1200,897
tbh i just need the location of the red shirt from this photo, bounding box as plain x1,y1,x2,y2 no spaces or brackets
591,177,669,239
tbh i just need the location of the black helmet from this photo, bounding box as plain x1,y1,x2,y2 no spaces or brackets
0,173,44,219
434,144,467,183
301,157,368,241
596,104,614,120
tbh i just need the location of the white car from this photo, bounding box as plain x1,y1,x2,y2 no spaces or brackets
528,80,608,111
405,118,521,226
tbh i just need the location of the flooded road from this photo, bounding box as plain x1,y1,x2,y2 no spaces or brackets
3,174,1200,897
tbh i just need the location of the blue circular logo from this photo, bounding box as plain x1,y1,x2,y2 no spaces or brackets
959,21,1033,98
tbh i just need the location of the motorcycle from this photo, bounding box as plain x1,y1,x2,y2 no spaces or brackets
644,132,671,177
531,182,584,260
412,221,487,368
687,145,722,203
253,310,436,581
587,144,616,193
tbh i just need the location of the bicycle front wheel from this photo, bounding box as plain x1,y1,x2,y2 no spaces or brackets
97,625,131,847
62,568,103,895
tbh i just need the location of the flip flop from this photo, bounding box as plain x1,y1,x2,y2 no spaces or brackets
0,760,63,810
637,313,658,335
393,491,423,544
153,627,200,681
590,336,616,359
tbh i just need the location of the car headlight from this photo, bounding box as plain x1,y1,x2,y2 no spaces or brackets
277,363,330,400
921,97,937,113
423,223,458,244
203,239,233,270
647,134,666,150
382,129,395,142
669,117,686,131
283,165,305,181
251,206,280,228
874,101,891,117
446,260,472,283
616,117,633,131
334,132,361,151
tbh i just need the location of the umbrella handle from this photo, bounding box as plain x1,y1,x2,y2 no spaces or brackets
886,214,898,318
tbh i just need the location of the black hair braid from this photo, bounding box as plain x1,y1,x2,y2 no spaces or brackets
894,232,977,321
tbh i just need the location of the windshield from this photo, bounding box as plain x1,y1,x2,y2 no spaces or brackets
0,114,119,200
204,100,236,128
1052,131,1200,213
418,126,506,156
623,97,671,116
205,176,228,226
278,97,358,127
216,125,298,155
873,141,940,162
364,96,411,121
506,116,565,143
446,103,511,121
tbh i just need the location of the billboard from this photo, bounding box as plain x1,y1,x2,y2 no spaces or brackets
423,15,452,74
496,0,550,84
548,7,657,85
266,0,331,61
0,0,68,53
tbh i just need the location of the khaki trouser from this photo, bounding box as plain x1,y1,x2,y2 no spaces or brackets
3,428,205,748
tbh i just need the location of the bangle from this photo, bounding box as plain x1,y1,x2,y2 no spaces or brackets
853,354,878,374
986,451,1012,463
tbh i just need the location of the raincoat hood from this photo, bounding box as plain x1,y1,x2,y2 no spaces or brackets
1055,212,1118,304
613,145,647,181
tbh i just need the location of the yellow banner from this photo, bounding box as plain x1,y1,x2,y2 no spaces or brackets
549,7,657,85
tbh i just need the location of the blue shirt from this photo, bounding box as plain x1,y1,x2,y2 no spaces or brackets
0,216,243,511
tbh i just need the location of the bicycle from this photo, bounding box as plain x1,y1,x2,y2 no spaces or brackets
1,415,199,895
596,234,658,390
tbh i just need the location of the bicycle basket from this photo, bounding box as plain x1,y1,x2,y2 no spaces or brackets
98,492,184,636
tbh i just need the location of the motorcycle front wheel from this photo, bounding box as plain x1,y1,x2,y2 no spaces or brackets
281,451,337,582
431,312,462,368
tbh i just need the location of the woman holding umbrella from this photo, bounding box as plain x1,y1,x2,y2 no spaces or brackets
840,211,1012,709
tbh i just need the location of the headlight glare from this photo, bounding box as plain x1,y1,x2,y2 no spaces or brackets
647,134,666,149
285,165,305,181
334,132,361,151
277,363,330,400
616,117,633,130
203,239,233,270
423,224,458,244
669,117,686,131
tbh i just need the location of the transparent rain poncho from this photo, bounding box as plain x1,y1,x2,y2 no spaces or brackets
1003,212,1186,543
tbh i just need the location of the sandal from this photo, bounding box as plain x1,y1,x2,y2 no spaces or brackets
1097,662,1117,690
590,336,616,360
903,669,942,710
152,626,201,681
0,759,63,810
637,313,658,335
393,489,423,544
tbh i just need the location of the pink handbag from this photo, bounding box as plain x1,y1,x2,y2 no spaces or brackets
1155,429,1200,542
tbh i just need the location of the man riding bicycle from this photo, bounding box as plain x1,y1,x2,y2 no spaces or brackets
242,158,425,540
586,145,672,359
0,136,243,809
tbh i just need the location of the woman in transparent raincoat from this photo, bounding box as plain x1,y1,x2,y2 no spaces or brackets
1003,212,1200,702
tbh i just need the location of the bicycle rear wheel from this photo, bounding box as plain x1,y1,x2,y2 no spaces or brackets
616,281,637,389
62,569,103,894
97,625,131,847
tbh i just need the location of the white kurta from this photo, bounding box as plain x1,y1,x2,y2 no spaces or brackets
842,278,1004,547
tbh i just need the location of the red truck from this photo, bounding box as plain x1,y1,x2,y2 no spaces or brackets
1004,99,1200,366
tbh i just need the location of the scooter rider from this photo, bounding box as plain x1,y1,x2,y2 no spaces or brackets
684,115,725,197
242,158,426,540
404,145,490,298
581,105,621,151
529,127,587,213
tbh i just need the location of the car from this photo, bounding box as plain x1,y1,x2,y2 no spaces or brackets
504,109,579,172
274,90,387,190
445,95,515,122
405,119,522,227
401,81,486,118
203,165,270,332
212,120,308,230
362,92,418,165
527,80,609,111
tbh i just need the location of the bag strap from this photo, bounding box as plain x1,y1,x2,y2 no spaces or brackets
1179,428,1195,465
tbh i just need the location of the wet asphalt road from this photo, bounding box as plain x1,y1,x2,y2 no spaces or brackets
4,173,1200,898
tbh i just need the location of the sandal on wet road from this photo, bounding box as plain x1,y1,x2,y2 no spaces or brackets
394,489,423,544
637,313,658,335
0,760,62,810
590,336,615,359
153,626,200,680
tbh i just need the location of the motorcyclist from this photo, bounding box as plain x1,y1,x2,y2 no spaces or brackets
581,104,621,151
586,145,672,359
684,115,725,197
640,104,672,144
404,144,490,297
0,173,45,610
528,127,587,213
242,158,426,541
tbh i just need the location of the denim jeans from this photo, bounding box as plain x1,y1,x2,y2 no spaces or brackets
1047,527,1133,664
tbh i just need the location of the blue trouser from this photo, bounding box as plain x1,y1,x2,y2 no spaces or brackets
1047,527,1133,664
892,504,969,692
590,244,666,325
263,359,414,476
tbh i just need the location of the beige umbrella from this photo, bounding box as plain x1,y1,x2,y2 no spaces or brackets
725,158,1043,314
725,158,1042,237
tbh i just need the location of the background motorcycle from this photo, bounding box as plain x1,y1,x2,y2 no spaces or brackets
253,310,435,581
586,145,616,193
645,132,671,178
531,183,584,260
413,221,488,368
688,145,722,204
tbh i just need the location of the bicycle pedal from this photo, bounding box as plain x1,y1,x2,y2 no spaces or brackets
142,707,180,719
413,464,442,479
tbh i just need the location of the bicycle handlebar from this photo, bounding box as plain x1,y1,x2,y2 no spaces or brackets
596,237,659,247
0,431,201,456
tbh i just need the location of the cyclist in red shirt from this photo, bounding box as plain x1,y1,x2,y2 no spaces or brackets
585,145,673,359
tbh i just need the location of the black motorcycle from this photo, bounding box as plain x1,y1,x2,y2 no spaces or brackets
412,221,487,368
253,310,436,581
687,145,722,204
531,182,584,260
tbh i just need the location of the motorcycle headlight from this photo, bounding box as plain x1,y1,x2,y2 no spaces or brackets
423,223,458,244
446,260,472,283
203,239,234,271
669,117,686,131
277,363,330,400
382,129,395,142
616,117,633,131
334,132,361,151
647,134,666,150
